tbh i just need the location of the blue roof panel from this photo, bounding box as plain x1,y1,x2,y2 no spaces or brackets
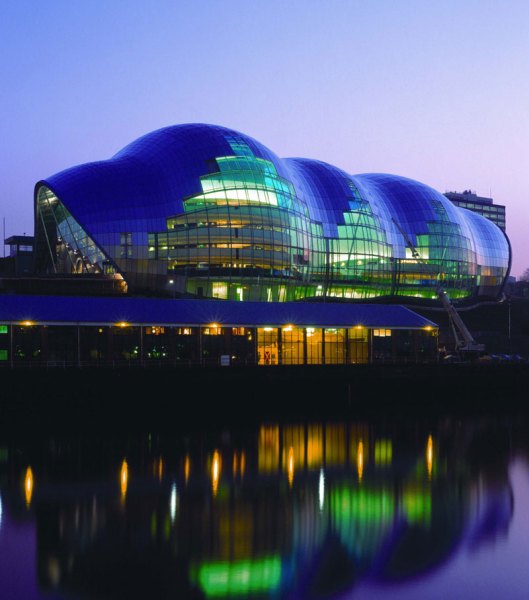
0,295,437,329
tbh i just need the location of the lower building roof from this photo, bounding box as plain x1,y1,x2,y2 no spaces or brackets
0,295,437,329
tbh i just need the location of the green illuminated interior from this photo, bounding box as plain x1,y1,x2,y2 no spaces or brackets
153,138,486,301
35,130,508,301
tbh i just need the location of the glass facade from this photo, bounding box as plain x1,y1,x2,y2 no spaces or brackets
0,323,438,366
35,124,511,302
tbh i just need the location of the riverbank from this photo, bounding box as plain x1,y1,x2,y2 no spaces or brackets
1,363,528,433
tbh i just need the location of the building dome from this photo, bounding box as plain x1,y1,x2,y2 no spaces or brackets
34,124,510,302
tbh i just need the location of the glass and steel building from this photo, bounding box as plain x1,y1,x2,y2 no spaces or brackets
0,295,439,366
444,190,506,231
34,124,511,303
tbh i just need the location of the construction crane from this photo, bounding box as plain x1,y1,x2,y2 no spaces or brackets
391,218,484,355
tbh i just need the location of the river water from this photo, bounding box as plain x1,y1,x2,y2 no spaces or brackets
1,412,529,599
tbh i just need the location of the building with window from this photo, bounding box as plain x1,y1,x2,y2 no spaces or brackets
0,295,438,366
0,235,34,276
444,190,506,231
34,124,510,304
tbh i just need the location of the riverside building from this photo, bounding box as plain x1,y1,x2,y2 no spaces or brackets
0,124,513,366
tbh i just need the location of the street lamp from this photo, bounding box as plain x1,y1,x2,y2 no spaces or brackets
169,279,176,299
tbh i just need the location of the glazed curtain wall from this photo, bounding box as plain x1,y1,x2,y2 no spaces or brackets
35,124,510,302
0,323,438,366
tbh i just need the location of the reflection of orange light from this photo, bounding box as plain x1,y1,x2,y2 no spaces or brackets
120,460,128,500
426,435,433,478
184,455,190,484
157,457,164,481
288,447,294,487
232,450,246,478
240,451,246,478
357,441,364,482
212,450,221,496
24,467,34,507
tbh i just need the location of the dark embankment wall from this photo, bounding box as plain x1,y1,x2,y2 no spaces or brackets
1,364,528,434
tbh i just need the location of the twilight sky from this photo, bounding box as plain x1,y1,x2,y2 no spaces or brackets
1,0,528,276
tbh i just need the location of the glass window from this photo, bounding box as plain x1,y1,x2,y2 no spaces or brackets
257,327,278,365
349,327,368,364
281,326,304,365
324,328,346,364
306,328,323,365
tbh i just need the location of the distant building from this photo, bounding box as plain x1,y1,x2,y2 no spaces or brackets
444,190,506,231
0,235,34,275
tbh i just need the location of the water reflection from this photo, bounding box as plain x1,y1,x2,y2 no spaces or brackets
24,466,34,508
184,454,190,485
120,459,128,502
426,434,434,479
0,415,524,599
169,483,178,523
211,449,221,496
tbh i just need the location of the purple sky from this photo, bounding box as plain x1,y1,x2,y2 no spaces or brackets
1,1,528,276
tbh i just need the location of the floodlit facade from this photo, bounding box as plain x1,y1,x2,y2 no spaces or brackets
35,124,511,302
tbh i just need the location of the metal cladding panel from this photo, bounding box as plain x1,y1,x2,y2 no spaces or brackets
0,295,437,329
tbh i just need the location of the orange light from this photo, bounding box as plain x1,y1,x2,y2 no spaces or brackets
240,451,246,478
357,441,364,482
157,457,164,481
211,450,221,496
24,467,34,507
426,435,433,479
120,459,128,501
184,454,190,484
20,320,35,327
287,446,294,488
117,322,130,328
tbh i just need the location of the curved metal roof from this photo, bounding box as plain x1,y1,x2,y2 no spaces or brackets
35,123,510,300
38,123,507,256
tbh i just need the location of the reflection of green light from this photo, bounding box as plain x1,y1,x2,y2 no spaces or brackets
330,486,395,558
331,487,394,524
403,488,432,525
374,439,393,465
194,556,281,597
